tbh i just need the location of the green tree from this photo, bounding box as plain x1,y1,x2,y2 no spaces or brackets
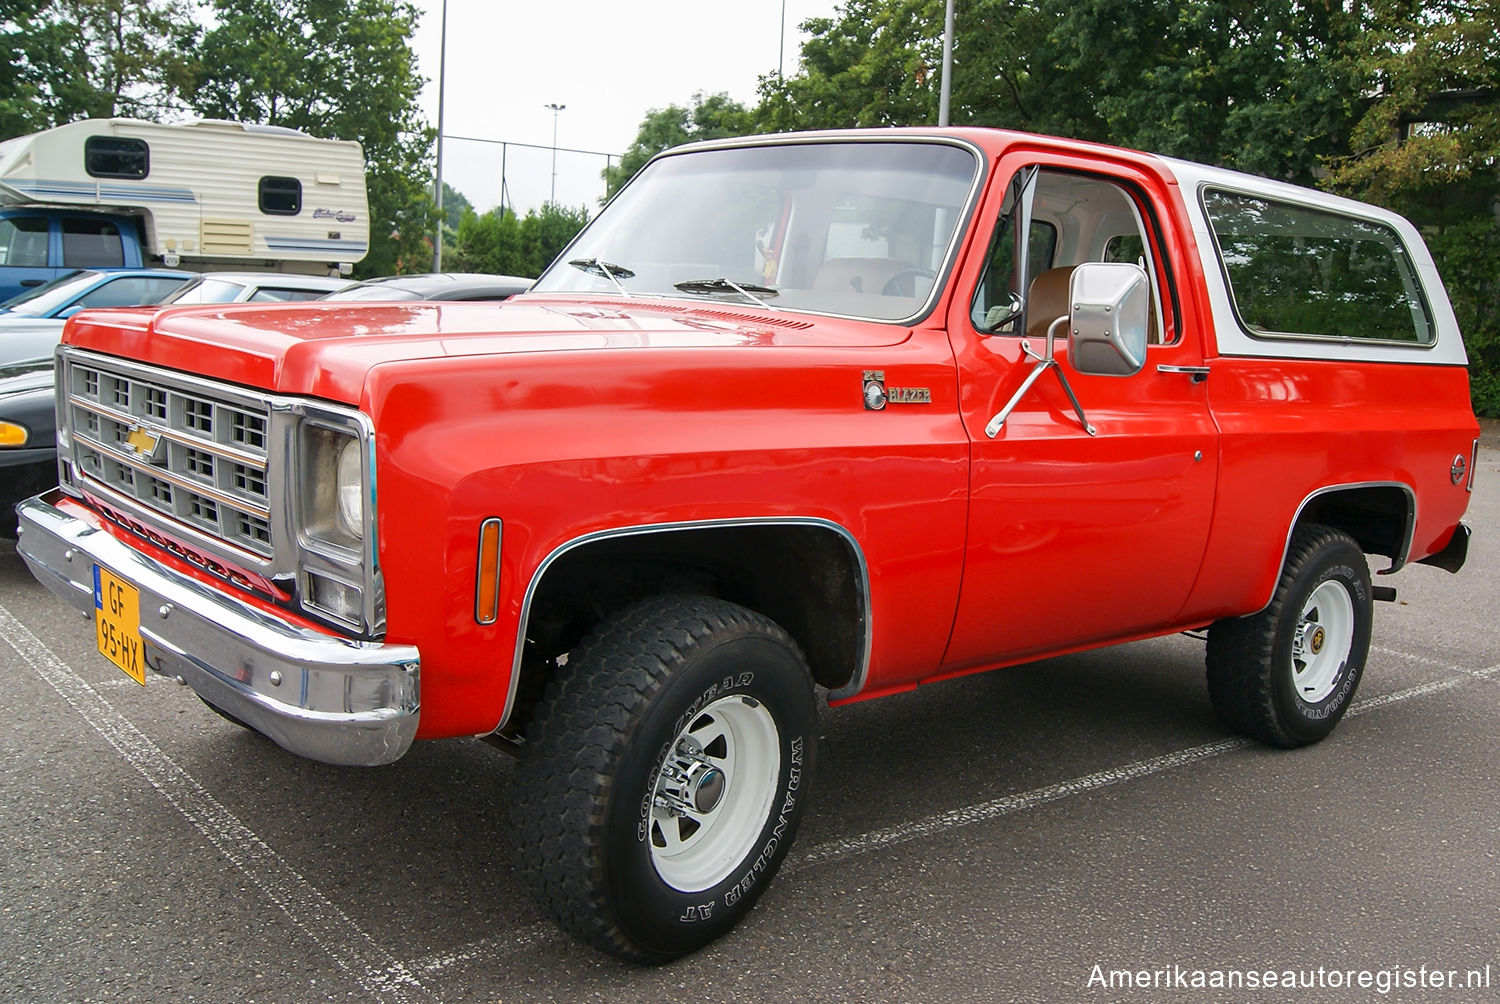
1038,0,1364,184
602,92,753,199
0,0,197,138
1324,1,1500,414
440,181,472,234
186,0,435,276
755,0,952,132
449,202,589,278
758,0,1362,185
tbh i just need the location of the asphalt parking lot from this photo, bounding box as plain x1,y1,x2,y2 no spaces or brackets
2,447,1497,1003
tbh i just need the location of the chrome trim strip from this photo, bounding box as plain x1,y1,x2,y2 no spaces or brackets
76,436,273,519
1469,438,1479,494
67,396,269,468
64,349,277,410
15,493,419,766
1257,481,1416,614
79,476,274,570
494,516,873,732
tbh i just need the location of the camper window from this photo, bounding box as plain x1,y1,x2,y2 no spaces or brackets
259,176,302,216
85,137,149,180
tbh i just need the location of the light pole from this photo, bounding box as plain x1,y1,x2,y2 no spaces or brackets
545,102,566,205
432,0,448,271
778,0,786,77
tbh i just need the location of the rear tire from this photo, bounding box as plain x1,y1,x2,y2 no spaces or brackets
512,595,816,962
1206,524,1372,747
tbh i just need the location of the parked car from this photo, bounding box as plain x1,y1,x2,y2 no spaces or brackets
12,128,1479,962
0,355,56,537
322,271,532,301
162,271,350,305
0,266,192,318
0,267,191,365
0,209,146,302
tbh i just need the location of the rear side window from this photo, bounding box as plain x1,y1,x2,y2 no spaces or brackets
0,216,49,266
1203,190,1434,345
61,218,125,267
259,176,302,216
85,136,150,179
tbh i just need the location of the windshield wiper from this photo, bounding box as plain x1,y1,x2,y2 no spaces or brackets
568,257,634,295
672,277,779,308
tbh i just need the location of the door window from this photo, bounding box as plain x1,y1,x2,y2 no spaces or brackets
61,218,126,267
0,217,49,266
972,169,1174,344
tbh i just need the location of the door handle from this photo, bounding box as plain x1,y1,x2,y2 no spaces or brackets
20,279,44,287
1157,364,1209,383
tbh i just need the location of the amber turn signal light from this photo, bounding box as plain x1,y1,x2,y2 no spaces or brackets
474,518,503,624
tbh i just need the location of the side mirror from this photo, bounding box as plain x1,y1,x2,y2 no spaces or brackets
1068,262,1148,377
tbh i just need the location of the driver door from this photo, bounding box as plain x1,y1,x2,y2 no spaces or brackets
941,154,1220,671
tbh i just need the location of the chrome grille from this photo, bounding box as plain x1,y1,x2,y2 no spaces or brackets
66,357,276,559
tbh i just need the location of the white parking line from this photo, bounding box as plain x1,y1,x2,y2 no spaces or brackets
391,652,1499,978
7,591,1490,987
795,660,1497,869
0,603,441,1004
1374,643,1500,682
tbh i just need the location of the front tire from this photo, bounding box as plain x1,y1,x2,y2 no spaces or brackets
1206,524,1373,747
512,595,816,962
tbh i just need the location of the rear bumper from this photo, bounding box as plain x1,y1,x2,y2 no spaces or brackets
15,491,420,766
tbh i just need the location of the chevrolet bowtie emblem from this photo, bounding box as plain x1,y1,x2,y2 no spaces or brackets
124,423,167,463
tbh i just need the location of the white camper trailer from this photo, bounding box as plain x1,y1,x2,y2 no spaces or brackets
0,119,369,285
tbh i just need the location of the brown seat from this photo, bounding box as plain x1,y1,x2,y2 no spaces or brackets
812,257,915,296
1027,263,1165,343
1024,266,1076,339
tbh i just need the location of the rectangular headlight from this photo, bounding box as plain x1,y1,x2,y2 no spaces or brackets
300,423,364,550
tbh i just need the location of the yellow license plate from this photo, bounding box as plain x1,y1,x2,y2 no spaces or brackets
93,565,145,686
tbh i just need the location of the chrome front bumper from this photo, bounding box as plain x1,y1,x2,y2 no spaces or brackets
16,492,420,766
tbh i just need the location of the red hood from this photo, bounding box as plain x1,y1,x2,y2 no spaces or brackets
60,295,913,406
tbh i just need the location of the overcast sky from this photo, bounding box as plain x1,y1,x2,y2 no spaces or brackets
409,0,842,217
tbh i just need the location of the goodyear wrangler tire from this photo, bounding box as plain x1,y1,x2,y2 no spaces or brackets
1206,524,1372,748
512,595,817,962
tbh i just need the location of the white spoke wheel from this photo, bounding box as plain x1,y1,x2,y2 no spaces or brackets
1290,580,1355,704
512,596,816,962
1206,524,1373,748
649,695,781,892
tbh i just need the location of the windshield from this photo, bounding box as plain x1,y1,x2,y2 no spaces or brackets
0,270,99,316
532,141,980,322
163,277,248,304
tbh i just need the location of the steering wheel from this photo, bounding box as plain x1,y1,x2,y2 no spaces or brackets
881,267,937,296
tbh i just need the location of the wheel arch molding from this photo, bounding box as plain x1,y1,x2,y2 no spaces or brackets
498,517,872,734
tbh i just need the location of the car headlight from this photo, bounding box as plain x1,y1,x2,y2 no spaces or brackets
336,435,363,538
301,423,365,548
